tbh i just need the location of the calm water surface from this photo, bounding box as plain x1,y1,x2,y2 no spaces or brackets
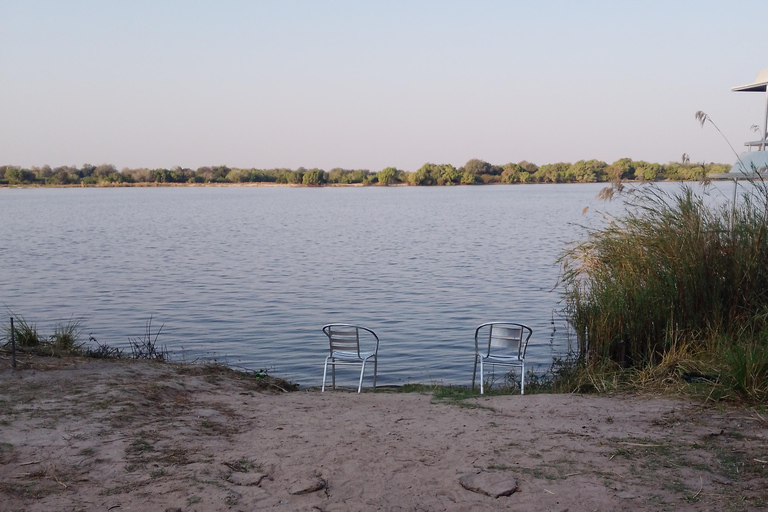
0,182,719,387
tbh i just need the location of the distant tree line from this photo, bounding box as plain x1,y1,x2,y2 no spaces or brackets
0,159,731,187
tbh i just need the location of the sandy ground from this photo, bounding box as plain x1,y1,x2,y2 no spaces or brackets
0,355,766,512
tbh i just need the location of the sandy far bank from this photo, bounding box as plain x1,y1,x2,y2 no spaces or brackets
0,355,766,511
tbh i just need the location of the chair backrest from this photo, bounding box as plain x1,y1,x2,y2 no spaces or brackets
475,322,532,359
323,324,379,357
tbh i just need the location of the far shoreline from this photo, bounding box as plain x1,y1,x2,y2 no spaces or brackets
0,179,709,190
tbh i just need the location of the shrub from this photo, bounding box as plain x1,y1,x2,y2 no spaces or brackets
128,316,168,361
721,318,768,402
559,179,768,402
3,314,86,356
4,315,42,348
50,317,85,353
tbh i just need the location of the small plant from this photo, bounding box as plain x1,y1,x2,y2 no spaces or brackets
3,314,42,348
432,385,480,401
722,329,768,402
128,315,167,361
3,314,131,359
538,353,585,393
431,385,494,410
49,317,84,354
84,334,124,359
3,313,88,356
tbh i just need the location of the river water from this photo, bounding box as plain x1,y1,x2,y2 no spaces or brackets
0,182,723,387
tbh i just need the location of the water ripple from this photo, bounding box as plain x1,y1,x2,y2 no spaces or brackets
0,183,717,387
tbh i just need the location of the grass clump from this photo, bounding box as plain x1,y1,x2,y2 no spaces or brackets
50,317,85,353
2,314,87,356
1,313,150,361
3,315,43,349
128,315,167,361
559,180,768,402
721,322,768,402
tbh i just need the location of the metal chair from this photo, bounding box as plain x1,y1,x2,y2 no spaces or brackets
472,322,532,395
322,324,379,393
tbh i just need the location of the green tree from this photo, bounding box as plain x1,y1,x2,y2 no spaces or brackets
460,170,477,184
463,159,491,176
302,169,326,186
501,163,523,183
607,158,635,180
195,166,213,181
287,169,303,184
478,173,499,184
101,171,133,183
6,167,36,184
705,162,730,176
5,167,23,184
46,171,71,185
211,165,230,182
348,170,371,184
80,163,96,178
226,169,245,182
94,164,118,181
327,168,347,184
566,160,607,183
151,169,173,183
408,163,439,185
536,162,571,183
34,165,53,179
169,167,192,183
518,160,539,174
377,166,399,185
438,164,461,185
632,161,661,181
123,168,152,182
680,164,706,180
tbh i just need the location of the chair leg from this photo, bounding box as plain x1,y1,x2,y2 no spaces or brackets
520,361,525,395
479,359,484,395
472,356,478,391
322,357,329,392
357,360,367,393
372,356,377,389
331,362,336,390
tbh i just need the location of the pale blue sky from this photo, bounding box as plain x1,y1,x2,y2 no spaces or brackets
1,0,764,171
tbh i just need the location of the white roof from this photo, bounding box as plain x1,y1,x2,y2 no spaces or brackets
732,68,768,92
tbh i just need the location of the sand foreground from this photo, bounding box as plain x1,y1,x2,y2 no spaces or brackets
1,355,766,511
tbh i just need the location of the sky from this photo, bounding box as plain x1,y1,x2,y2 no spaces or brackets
1,0,766,172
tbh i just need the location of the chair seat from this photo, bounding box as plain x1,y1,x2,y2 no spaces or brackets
480,354,523,364
329,350,375,361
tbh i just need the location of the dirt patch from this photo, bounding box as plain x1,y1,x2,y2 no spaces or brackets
0,354,766,511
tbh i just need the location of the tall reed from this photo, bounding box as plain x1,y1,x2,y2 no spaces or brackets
560,179,768,398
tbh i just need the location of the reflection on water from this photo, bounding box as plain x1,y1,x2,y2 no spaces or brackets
0,182,716,386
